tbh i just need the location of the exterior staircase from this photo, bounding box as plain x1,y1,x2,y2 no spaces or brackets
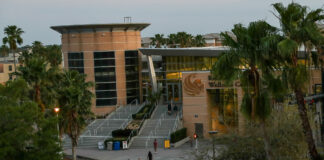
130,104,182,149
63,103,143,149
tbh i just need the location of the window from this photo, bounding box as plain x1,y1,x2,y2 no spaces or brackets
68,52,84,73
125,50,140,103
8,65,12,71
94,51,117,106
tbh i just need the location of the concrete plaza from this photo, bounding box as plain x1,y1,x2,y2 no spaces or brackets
64,142,202,160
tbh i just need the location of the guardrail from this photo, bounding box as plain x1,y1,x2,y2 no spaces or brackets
127,101,157,148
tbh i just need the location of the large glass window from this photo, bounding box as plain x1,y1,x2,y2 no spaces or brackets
94,51,117,106
125,50,140,104
68,52,84,73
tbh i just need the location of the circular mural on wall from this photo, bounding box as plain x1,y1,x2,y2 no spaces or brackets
183,73,204,96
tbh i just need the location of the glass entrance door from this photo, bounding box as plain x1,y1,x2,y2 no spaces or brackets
166,83,181,103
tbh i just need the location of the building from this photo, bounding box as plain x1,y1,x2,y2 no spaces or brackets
140,47,324,139
51,23,150,115
0,53,19,84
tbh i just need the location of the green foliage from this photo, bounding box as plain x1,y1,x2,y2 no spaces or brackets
58,70,94,149
215,133,266,160
2,25,24,50
111,129,133,138
0,79,61,160
132,104,155,120
277,39,298,59
213,109,308,160
282,65,309,90
255,91,271,120
152,32,206,48
240,93,252,119
170,128,187,143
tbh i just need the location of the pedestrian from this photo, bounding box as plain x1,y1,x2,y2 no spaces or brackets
153,139,158,153
148,151,153,160
167,103,172,115
173,104,178,115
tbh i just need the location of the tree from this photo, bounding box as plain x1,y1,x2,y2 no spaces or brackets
167,33,178,48
58,70,93,160
150,34,166,48
2,25,24,72
192,35,206,47
212,20,284,160
15,41,62,112
0,44,9,57
176,32,193,48
272,3,324,159
0,79,61,160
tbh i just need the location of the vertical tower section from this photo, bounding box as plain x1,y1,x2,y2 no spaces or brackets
51,23,150,115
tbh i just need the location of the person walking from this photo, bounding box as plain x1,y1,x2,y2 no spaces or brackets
173,104,178,115
153,139,158,153
147,151,153,160
167,103,172,115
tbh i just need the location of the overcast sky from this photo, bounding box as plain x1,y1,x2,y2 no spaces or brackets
0,0,323,45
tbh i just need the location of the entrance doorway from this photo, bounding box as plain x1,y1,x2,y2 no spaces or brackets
166,83,181,103
195,123,204,138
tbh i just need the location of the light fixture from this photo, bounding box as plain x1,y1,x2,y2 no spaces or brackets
54,107,60,113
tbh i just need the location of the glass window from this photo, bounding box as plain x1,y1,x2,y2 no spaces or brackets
94,51,117,106
68,52,84,74
8,65,12,71
125,50,140,103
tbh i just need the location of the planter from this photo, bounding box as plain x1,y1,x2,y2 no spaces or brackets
171,137,190,148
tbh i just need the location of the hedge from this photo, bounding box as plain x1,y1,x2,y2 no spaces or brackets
132,104,155,120
170,128,187,143
111,129,133,138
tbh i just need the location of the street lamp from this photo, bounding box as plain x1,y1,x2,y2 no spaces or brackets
54,107,60,140
209,131,218,160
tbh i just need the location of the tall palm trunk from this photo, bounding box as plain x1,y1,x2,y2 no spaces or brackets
261,120,273,160
72,141,77,160
295,88,320,160
13,50,16,73
35,85,45,112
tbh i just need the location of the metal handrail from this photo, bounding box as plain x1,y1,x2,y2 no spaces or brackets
126,102,157,147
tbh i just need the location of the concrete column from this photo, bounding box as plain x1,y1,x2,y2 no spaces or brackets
147,55,157,93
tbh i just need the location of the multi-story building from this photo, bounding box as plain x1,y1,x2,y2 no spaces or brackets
0,53,19,84
51,23,150,115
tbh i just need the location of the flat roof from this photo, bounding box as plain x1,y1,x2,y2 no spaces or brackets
139,47,228,57
140,46,312,58
51,23,150,34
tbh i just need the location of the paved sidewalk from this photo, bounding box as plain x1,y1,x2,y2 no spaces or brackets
64,143,196,160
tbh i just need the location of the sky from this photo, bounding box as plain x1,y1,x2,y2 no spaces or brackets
0,0,323,46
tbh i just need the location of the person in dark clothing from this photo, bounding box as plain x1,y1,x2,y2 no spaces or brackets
148,151,153,160
173,105,178,115
167,104,172,115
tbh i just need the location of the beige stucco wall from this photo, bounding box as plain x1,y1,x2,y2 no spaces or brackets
0,63,14,84
61,30,142,115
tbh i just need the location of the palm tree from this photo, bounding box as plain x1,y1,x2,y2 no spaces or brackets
167,33,178,48
192,35,206,47
176,32,193,48
2,25,24,72
150,34,166,48
0,45,9,57
58,70,93,160
272,3,324,160
212,20,284,160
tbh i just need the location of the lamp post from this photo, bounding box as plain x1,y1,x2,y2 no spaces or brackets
208,131,218,160
54,107,60,140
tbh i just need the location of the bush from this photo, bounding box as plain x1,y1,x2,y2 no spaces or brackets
170,128,187,143
132,104,155,120
111,129,132,138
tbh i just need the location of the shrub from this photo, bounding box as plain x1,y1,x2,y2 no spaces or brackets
132,104,155,120
170,128,187,143
111,129,132,138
